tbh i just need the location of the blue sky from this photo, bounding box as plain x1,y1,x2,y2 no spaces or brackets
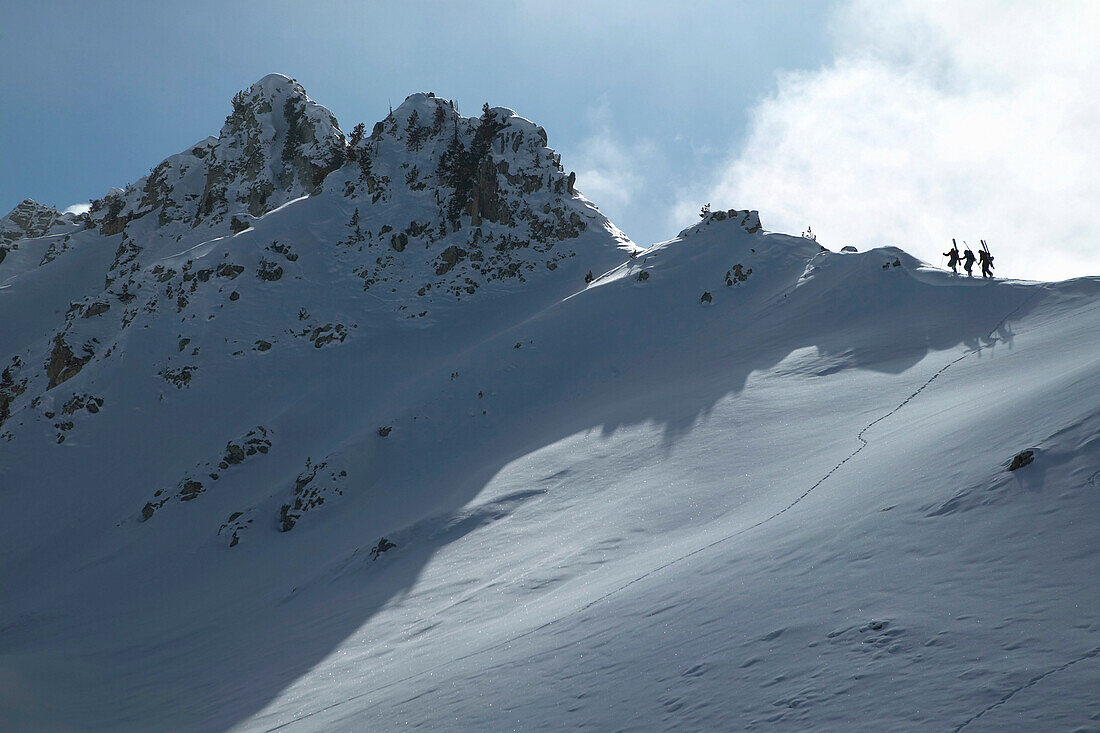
0,1,831,244
3,1,1098,279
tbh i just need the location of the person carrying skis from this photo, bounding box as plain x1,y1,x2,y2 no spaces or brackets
944,240,962,274
962,246,977,277
979,241,995,278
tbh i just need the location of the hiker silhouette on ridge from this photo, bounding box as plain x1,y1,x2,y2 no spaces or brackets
979,243,995,278
944,240,962,274
962,247,977,277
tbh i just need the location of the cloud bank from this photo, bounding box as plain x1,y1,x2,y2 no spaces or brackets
570,96,658,221
687,0,1100,281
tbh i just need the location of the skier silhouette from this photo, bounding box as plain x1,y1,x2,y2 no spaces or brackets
979,241,995,278
962,247,977,277
943,240,962,274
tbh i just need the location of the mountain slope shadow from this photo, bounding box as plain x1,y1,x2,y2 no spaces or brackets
1,226,1061,731
174,234,1053,730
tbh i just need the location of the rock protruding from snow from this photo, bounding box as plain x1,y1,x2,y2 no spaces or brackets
0,77,638,454
330,93,629,303
0,200,77,262
85,74,346,236
684,208,762,238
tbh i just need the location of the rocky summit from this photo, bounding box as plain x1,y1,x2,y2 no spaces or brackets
0,74,635,440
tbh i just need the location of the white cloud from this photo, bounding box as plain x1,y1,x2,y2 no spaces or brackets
687,0,1100,281
568,97,657,216
64,203,91,215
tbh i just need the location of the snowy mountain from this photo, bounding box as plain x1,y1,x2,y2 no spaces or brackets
2,75,1098,731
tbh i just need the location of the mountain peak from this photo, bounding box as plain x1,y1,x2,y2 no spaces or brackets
78,74,346,237
4,75,634,334
249,72,302,98
1,199,76,253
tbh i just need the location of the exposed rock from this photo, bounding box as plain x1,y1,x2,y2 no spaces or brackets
369,537,396,561
221,427,271,466
277,457,345,531
61,393,104,415
435,245,467,275
53,420,74,443
256,260,284,281
1,358,28,429
139,426,271,523
224,443,246,465
1008,450,1035,471
725,264,752,286
161,366,195,389
700,291,712,304
305,323,347,348
82,302,110,318
1,199,76,248
279,503,298,532
216,263,245,279
267,241,298,261
218,511,250,547
178,479,204,501
45,335,91,390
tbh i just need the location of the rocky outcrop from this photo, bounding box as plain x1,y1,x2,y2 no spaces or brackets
436,245,467,275
697,208,762,235
61,393,104,415
140,426,273,522
329,91,611,305
725,264,751,286
0,199,77,249
279,458,346,532
0,77,636,461
45,335,91,390
1008,450,1035,471
218,427,271,470
83,74,346,239
0,357,28,430
369,537,396,560
256,260,284,281
82,302,110,318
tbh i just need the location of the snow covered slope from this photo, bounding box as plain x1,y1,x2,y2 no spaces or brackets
2,77,1098,732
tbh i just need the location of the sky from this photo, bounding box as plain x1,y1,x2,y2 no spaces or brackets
2,0,1098,280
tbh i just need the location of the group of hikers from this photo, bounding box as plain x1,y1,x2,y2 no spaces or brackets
943,239,995,278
